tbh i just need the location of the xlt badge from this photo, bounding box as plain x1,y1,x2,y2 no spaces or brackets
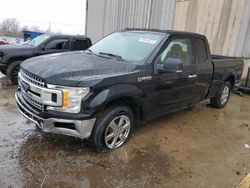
138,76,152,82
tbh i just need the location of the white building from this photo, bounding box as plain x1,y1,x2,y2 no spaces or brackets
85,0,250,78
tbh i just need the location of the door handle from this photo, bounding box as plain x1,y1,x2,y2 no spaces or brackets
188,74,197,78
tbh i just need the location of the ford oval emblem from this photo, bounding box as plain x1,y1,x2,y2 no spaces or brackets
22,81,30,92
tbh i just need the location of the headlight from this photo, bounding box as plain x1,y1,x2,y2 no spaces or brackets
47,86,90,113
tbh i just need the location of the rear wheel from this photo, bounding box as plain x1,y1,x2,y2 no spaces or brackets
90,106,134,153
6,61,22,85
210,81,231,108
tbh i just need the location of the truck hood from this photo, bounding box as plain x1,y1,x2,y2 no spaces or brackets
21,51,138,87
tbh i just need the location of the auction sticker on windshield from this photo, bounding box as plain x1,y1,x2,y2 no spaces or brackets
138,38,157,44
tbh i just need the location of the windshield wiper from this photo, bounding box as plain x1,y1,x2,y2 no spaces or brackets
99,52,127,62
85,49,98,56
85,49,94,54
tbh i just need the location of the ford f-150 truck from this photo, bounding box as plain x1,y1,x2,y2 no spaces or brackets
0,34,92,84
15,29,243,152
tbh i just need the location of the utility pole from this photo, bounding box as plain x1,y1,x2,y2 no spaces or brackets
85,0,88,35
48,21,51,33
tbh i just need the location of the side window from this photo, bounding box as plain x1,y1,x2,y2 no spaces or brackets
45,38,70,50
72,39,89,50
159,38,193,65
195,38,208,63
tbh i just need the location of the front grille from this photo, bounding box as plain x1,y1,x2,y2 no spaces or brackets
22,92,44,110
20,69,45,87
19,69,45,111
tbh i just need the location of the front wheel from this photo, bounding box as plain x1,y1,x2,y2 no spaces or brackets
6,61,22,85
89,106,134,153
210,81,231,108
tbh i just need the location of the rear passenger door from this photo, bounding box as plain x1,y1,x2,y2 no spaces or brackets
71,38,90,51
193,37,214,101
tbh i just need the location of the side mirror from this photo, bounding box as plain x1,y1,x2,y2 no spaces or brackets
158,58,183,73
40,45,46,51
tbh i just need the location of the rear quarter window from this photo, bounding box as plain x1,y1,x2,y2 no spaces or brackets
195,38,208,63
72,39,89,50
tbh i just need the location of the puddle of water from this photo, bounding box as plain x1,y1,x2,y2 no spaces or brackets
16,132,187,188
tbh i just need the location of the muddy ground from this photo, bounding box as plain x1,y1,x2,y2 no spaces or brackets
0,73,249,188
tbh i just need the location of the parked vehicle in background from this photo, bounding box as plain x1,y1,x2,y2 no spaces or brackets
0,39,8,45
15,29,243,152
0,34,92,84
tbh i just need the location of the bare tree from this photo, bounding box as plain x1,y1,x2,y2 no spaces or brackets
0,18,53,38
0,18,20,37
22,25,29,31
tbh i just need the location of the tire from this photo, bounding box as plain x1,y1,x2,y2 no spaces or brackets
89,106,134,153
0,69,6,75
210,81,231,108
6,61,22,85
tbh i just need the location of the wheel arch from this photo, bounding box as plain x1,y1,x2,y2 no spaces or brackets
6,56,28,67
225,75,235,89
87,84,144,125
103,96,143,125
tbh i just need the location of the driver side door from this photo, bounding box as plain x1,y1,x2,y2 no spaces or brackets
38,37,70,55
150,36,198,117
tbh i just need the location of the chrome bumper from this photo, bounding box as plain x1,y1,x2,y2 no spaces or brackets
15,92,96,139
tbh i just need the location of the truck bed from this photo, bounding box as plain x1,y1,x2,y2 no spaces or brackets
211,55,243,75
211,54,239,60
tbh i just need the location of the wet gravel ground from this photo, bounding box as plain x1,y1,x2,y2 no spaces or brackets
0,73,250,188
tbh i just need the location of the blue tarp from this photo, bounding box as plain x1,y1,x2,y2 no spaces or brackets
23,30,45,41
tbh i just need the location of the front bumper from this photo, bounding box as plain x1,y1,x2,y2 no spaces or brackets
15,92,96,139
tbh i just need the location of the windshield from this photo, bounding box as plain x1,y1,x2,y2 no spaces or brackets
89,31,165,62
27,35,50,47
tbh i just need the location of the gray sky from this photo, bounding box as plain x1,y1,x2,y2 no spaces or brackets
0,0,86,35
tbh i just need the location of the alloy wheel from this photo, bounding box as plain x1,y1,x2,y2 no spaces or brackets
220,85,230,105
104,115,131,149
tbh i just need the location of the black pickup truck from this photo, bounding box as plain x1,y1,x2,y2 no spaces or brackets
0,34,92,84
15,29,243,152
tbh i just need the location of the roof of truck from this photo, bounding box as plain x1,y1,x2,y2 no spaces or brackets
42,34,90,39
123,28,205,37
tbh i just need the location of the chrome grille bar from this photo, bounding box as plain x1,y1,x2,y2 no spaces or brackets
18,68,63,111
18,71,44,111
22,92,44,110
20,69,45,87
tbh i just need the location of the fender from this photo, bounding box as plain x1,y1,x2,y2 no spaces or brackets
208,68,237,98
223,65,237,88
87,84,144,111
222,67,236,85
4,52,34,66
